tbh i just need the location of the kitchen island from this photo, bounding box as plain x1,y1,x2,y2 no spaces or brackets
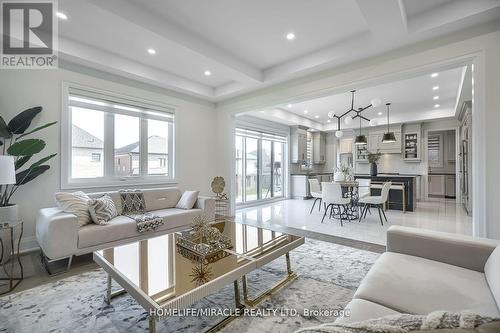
355,174,418,212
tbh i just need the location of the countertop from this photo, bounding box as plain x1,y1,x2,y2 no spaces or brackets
290,172,334,176
355,173,421,178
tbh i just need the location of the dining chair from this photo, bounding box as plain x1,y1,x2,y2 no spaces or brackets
356,178,372,216
321,182,351,226
308,178,322,214
358,181,391,226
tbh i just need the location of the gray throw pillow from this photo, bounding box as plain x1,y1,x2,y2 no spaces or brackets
176,191,199,209
88,194,118,225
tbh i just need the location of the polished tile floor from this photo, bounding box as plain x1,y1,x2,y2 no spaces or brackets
235,198,472,245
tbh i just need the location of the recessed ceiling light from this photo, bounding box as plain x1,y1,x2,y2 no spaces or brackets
434,104,440,108
378,112,383,115
204,70,211,76
287,104,293,108
147,48,156,55
286,32,295,41
56,11,68,20
303,110,308,114
259,111,265,113
432,86,439,90
327,119,331,123
314,115,319,119
431,73,439,78
433,96,439,100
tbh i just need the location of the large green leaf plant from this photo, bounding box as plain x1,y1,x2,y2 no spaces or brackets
0,106,57,206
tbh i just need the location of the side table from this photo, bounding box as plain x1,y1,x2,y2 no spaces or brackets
0,220,24,295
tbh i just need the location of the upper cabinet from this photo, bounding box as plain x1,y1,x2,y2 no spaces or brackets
367,125,402,154
290,126,308,163
339,138,353,154
447,131,456,162
403,123,422,162
312,132,326,164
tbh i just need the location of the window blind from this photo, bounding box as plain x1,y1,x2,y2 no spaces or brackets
68,87,174,122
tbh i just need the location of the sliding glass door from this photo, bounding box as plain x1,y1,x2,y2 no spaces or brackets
235,128,286,205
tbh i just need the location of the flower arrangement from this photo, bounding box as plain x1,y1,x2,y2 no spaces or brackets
335,164,353,181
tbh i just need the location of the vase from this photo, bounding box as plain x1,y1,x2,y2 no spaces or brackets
0,204,18,222
333,171,345,182
370,163,378,176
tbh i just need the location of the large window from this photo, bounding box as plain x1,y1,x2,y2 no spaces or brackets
235,128,286,204
63,85,175,188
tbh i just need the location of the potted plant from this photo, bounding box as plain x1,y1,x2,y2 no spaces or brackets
367,150,382,176
0,106,57,221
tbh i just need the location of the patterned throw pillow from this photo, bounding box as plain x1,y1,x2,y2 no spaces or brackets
55,191,92,227
88,194,118,225
119,190,146,213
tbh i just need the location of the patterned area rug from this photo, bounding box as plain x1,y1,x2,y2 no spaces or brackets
0,239,379,333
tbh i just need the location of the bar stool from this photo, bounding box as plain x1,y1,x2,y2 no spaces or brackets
308,178,322,214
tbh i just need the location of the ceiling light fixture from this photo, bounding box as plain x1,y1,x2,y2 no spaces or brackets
328,111,344,139
432,86,439,91
286,32,295,40
147,48,156,55
382,103,396,143
56,11,68,20
355,115,367,145
327,119,331,123
314,115,319,119
287,104,293,108
433,96,439,100
378,112,383,115
434,104,440,108
303,110,308,114
431,73,439,78
204,70,211,76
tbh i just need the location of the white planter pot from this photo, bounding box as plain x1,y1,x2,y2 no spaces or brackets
0,204,18,222
333,172,345,182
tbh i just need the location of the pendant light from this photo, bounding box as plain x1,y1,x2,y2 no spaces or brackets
382,103,396,143
354,115,367,145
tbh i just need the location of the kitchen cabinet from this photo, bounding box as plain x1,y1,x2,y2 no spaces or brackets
290,126,308,163
447,131,456,162
403,123,421,162
428,175,445,196
445,175,456,198
339,139,353,154
366,125,402,153
312,132,326,164
291,175,309,198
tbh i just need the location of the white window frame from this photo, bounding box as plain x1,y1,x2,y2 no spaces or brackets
61,82,176,189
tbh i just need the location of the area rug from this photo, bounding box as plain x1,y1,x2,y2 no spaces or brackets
0,239,380,333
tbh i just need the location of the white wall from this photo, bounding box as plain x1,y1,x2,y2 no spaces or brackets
0,67,217,250
216,27,500,240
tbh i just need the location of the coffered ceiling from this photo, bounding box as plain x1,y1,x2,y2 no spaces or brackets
57,0,500,101
247,66,468,130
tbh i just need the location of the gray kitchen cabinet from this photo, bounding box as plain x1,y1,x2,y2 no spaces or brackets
428,175,446,196
291,175,309,198
290,126,308,163
339,139,353,154
366,125,402,153
447,131,456,162
445,175,456,198
312,132,326,164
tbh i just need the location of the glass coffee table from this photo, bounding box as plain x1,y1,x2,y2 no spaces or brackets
93,221,304,332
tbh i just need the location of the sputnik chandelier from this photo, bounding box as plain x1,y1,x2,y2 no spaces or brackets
327,90,382,143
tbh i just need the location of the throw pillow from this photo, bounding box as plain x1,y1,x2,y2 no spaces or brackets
176,190,199,210
119,189,146,213
88,194,118,225
55,191,92,227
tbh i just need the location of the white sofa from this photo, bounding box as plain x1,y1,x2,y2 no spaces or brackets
36,188,215,270
337,226,500,324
